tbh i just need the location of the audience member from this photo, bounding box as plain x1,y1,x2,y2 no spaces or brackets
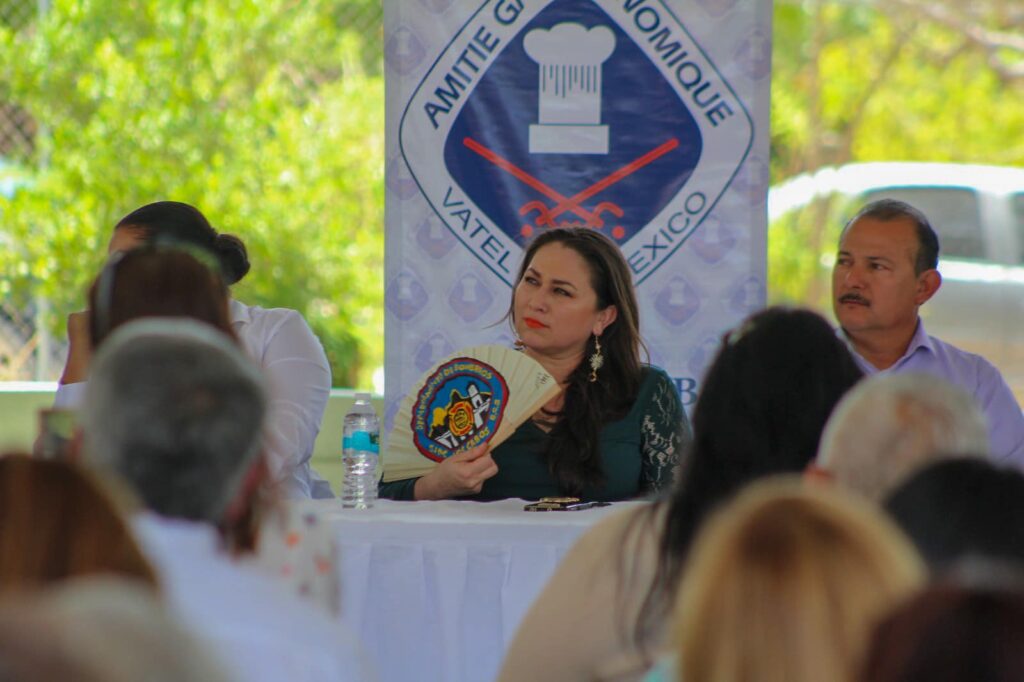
815,372,989,501
498,307,863,682
79,319,375,682
667,480,923,682
832,198,1024,465
0,454,156,593
862,582,1024,682
87,245,235,348
77,246,336,597
33,247,236,454
885,458,1024,573
59,245,269,553
382,227,690,501
0,578,230,682
59,200,333,499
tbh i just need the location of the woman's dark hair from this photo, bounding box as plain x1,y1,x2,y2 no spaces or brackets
88,247,235,349
631,307,863,647
862,583,1024,682
508,228,644,496
115,201,250,285
885,458,1024,573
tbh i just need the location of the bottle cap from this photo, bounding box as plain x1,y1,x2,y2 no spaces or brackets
355,391,372,401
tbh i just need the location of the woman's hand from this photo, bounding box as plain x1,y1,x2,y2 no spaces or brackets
59,311,92,384
413,443,499,500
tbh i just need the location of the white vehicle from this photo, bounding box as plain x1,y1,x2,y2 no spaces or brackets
769,162,1024,400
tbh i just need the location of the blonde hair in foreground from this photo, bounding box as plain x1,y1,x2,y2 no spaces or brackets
673,478,924,682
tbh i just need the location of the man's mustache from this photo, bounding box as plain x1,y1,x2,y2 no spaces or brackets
839,293,870,305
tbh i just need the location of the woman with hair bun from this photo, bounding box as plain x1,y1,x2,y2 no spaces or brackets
56,201,333,499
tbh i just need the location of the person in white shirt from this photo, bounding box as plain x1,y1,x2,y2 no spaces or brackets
57,200,332,498
78,319,376,682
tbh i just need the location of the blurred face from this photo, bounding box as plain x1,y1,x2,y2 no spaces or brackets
108,226,147,255
513,242,617,360
832,217,935,339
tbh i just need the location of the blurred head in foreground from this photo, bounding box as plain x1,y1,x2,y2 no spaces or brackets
674,478,924,682
885,458,1024,573
81,318,266,527
862,581,1024,682
88,246,234,349
0,454,156,594
637,307,864,640
0,578,229,682
816,372,989,501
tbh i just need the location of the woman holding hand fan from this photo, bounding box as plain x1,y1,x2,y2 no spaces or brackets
380,228,691,501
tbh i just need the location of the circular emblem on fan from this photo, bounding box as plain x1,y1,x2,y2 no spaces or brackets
410,357,509,462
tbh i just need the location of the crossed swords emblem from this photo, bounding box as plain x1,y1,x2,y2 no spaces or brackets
463,136,680,240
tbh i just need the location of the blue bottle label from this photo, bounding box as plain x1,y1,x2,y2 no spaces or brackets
343,431,379,454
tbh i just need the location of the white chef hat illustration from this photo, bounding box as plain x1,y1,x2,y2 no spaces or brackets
523,23,616,154
523,23,615,65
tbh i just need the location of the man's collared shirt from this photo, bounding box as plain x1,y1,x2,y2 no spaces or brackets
840,320,1024,467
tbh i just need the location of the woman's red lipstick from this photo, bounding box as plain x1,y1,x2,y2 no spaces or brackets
524,317,547,329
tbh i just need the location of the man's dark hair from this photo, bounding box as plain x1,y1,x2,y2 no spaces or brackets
844,198,940,274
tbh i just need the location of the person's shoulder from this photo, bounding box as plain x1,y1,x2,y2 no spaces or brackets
197,562,372,678
556,503,667,597
634,365,678,405
180,541,354,643
639,364,673,389
570,502,663,560
231,300,320,348
137,517,368,674
926,332,1007,381
231,300,304,327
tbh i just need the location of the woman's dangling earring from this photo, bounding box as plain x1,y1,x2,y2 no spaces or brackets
588,335,604,383
513,336,526,350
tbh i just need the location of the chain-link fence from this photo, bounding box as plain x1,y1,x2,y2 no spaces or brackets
0,300,63,381
0,0,384,381
0,102,35,162
1,2,45,380
0,1,38,163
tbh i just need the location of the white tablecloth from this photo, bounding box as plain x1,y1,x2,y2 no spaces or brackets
313,498,640,682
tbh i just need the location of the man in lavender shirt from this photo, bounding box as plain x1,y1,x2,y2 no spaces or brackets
832,198,1024,467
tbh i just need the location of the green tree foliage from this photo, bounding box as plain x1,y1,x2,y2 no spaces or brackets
0,0,384,387
3,0,1021,384
770,0,1024,307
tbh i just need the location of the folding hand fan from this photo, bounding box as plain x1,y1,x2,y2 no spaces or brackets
382,345,562,482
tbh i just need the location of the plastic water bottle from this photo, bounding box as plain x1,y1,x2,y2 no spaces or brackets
342,392,380,509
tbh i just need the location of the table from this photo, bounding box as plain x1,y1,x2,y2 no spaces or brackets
314,499,641,682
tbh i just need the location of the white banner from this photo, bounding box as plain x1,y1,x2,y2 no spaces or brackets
384,0,771,433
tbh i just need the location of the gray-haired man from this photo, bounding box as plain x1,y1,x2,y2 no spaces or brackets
80,319,374,682
813,372,990,502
